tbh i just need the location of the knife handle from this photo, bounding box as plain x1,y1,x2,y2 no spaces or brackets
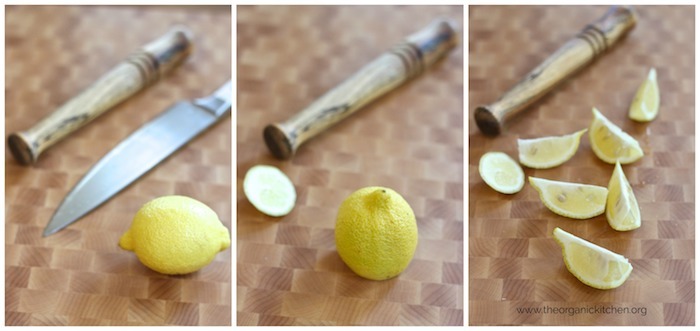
263,19,458,160
8,26,193,165
474,6,637,136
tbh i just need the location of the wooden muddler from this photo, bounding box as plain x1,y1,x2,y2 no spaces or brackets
474,6,637,136
264,19,457,160
8,27,193,165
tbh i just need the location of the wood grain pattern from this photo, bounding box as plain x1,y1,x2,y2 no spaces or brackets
469,6,694,326
5,5,231,326
238,5,463,326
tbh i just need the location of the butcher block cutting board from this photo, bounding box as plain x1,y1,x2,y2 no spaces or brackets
469,6,694,326
5,6,231,326
237,5,463,326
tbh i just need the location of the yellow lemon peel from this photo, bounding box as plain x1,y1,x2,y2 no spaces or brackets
119,195,230,275
335,187,417,280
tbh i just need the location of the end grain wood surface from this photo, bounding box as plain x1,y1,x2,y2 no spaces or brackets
5,6,232,326
469,6,694,326
238,5,463,326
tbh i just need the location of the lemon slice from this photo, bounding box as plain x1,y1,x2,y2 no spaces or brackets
606,161,641,231
243,165,296,217
517,129,587,169
589,107,644,164
629,68,660,122
553,227,633,290
479,152,524,194
529,177,608,219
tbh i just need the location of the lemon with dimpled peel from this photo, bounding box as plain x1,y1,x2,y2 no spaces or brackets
119,195,231,275
529,177,608,219
606,161,641,231
629,67,660,122
553,227,633,290
518,129,587,169
589,107,644,164
479,152,524,194
335,187,417,280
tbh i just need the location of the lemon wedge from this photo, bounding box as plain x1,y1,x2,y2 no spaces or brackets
243,165,296,217
529,177,608,219
606,161,641,231
589,107,644,164
479,152,524,194
517,129,587,169
553,227,633,290
629,68,660,122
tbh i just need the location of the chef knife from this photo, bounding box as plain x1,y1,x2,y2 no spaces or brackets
43,80,232,236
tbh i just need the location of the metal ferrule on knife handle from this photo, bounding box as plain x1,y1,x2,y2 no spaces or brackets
8,26,193,165
264,19,457,160
474,6,637,136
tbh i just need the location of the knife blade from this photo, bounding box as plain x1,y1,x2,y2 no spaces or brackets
43,80,232,236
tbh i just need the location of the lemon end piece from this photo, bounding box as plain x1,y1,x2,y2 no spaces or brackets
244,165,297,217
479,152,524,194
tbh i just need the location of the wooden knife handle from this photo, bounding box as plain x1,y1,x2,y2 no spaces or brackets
264,19,457,160
8,26,193,165
474,6,637,136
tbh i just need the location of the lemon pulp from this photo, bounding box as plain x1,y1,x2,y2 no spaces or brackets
518,129,587,169
335,187,417,280
244,165,296,217
606,161,641,231
119,195,230,275
589,107,644,164
629,68,660,122
479,152,524,194
553,227,632,290
529,177,608,219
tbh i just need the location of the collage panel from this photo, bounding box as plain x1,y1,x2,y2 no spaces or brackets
237,5,464,326
469,5,694,326
5,5,232,326
2,2,696,329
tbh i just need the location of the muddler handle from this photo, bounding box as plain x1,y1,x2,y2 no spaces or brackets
264,19,458,160
8,26,193,165
474,6,637,136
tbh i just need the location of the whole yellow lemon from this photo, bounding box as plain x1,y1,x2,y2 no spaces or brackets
335,187,418,280
119,195,230,275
